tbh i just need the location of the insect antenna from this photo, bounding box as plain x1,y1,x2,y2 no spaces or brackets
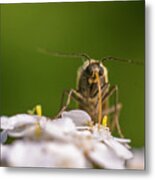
101,56,144,65
38,48,91,61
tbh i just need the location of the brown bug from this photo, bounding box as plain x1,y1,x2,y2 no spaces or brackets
57,54,124,137
38,49,140,137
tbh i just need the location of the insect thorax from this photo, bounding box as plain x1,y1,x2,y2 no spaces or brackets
77,59,108,98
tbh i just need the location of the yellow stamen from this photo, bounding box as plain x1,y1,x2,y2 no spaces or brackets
35,105,42,138
35,105,42,116
102,115,108,127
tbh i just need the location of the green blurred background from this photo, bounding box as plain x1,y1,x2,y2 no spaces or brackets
0,1,144,147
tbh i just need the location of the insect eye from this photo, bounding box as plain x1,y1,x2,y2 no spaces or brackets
99,67,104,76
86,66,93,76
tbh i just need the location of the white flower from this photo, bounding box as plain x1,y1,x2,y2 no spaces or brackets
1,114,38,130
0,109,133,169
44,117,76,141
0,114,48,141
70,125,133,169
1,141,86,168
62,109,91,126
88,142,125,169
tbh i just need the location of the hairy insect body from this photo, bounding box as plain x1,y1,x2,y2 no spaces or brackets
77,60,109,123
56,58,123,137
39,48,140,137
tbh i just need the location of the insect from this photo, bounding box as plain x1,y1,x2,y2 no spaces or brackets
57,55,124,137
38,49,141,137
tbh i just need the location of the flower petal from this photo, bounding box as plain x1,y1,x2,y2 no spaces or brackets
62,110,92,126
0,130,8,144
104,138,133,159
88,142,125,169
1,140,86,168
44,117,76,141
0,114,36,130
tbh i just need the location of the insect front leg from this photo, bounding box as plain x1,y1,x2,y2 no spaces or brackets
102,85,124,138
56,89,84,118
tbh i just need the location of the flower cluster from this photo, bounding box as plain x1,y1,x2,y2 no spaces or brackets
0,109,133,169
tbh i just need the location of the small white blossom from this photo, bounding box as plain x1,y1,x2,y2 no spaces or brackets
1,114,38,130
1,141,86,168
103,138,133,159
0,114,48,141
88,142,125,169
44,117,76,141
62,110,91,126
0,109,133,169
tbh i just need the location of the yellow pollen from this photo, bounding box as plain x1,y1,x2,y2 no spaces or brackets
35,105,42,116
102,115,108,127
35,104,42,138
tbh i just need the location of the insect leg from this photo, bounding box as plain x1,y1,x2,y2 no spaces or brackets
56,89,85,118
59,89,70,111
102,103,122,116
113,86,124,138
102,85,124,138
